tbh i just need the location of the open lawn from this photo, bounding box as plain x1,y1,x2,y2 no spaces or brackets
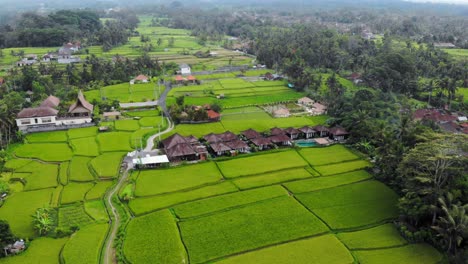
0,188,53,238
61,182,94,204
353,243,443,264
90,152,125,178
337,223,407,249
129,182,238,215
14,143,73,161
70,137,100,156
296,181,399,229
216,235,353,264
58,204,95,230
314,160,371,176
114,119,141,131
179,197,329,263
85,181,113,200
67,127,98,139
232,168,313,190
84,200,108,223
284,170,373,193
173,185,288,219
216,150,308,178
134,162,223,196
299,145,360,166
69,157,95,182
26,131,68,143
96,132,133,152
124,210,187,264
0,237,69,264
62,224,109,264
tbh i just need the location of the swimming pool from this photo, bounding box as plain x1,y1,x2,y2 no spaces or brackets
295,139,317,147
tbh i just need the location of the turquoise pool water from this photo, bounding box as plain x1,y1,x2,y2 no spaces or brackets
295,140,317,147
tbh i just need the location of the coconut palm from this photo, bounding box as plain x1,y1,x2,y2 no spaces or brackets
432,194,468,255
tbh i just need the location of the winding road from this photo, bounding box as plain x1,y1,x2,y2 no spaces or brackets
102,82,174,264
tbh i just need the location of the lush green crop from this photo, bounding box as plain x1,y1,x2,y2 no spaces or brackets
296,181,399,229
84,200,108,223
0,188,53,238
61,182,94,204
314,160,371,176
114,119,141,131
90,152,125,178
216,150,308,178
139,116,164,127
85,180,113,200
16,161,58,190
233,168,313,190
125,109,160,117
3,159,31,170
26,131,68,143
59,162,69,185
96,132,133,152
353,243,442,264
70,137,100,156
179,197,329,263
15,143,73,162
129,182,238,215
67,127,98,139
50,185,63,207
0,237,68,264
69,157,95,182
299,145,360,166
216,235,353,264
174,185,288,218
284,170,372,193
124,210,187,264
337,223,407,249
58,204,95,230
134,162,223,196
62,224,108,264
130,128,158,149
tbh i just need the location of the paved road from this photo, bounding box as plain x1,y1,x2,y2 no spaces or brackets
119,101,158,109
103,82,174,264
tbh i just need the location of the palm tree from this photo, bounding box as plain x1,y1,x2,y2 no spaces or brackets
432,194,468,255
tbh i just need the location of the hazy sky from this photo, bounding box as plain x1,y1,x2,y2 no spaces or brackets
406,0,468,4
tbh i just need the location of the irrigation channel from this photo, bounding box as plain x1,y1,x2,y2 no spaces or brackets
103,82,174,264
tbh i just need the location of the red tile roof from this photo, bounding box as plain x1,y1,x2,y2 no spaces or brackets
207,110,220,120
17,107,58,118
187,75,196,81
175,75,184,81
135,74,149,81
413,109,457,123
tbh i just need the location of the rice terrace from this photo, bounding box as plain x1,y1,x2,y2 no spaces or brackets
0,1,467,264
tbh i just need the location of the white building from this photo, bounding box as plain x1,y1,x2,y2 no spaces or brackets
180,63,191,75
16,92,93,132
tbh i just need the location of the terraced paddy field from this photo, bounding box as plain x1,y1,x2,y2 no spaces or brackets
124,146,442,263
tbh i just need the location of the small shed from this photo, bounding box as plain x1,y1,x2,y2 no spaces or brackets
103,111,121,120
133,154,169,168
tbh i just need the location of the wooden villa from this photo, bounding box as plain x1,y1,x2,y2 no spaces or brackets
329,127,350,141
241,128,262,140
161,133,208,161
299,126,316,139
284,127,301,139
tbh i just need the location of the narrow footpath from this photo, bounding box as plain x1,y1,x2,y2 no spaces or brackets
103,82,174,264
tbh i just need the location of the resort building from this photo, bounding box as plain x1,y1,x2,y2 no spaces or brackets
161,133,208,161
16,91,94,132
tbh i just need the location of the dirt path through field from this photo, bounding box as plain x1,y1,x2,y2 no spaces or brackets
103,83,174,264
